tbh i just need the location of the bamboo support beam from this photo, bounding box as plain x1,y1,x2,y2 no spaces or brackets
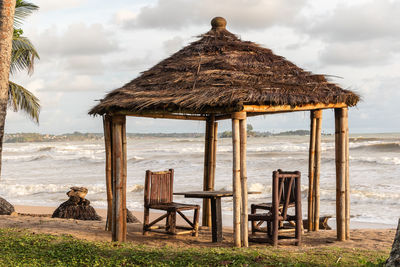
117,112,206,121
232,114,242,247
103,115,113,231
344,109,350,240
111,115,127,242
308,111,316,231
313,110,322,231
243,103,347,113
335,108,346,241
202,118,211,226
207,116,216,192
239,116,248,247
212,121,218,191
202,115,215,227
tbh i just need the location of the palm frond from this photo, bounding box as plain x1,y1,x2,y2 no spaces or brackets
10,35,39,75
14,0,39,28
8,81,40,123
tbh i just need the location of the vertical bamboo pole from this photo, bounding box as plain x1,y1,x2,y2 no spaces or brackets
314,110,322,231
103,115,113,231
121,118,127,239
203,116,215,227
308,111,316,231
211,121,218,191
239,116,248,247
232,115,241,247
207,115,216,196
344,108,350,240
202,117,211,227
335,108,346,241
111,115,127,242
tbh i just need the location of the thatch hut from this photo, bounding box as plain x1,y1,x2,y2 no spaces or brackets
89,17,359,247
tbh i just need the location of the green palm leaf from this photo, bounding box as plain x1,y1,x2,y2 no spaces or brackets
11,35,39,75
14,0,39,28
8,0,41,123
8,81,40,123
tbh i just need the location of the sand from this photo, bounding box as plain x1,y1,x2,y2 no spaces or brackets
0,205,395,251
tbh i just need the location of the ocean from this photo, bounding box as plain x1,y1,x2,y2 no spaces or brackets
1,133,399,228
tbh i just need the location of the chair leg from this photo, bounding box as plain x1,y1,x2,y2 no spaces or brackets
251,206,256,235
168,212,177,235
192,207,199,237
143,207,150,235
272,217,279,247
166,211,171,232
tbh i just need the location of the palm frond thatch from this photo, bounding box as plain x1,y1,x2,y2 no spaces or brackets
89,19,360,116
8,81,40,123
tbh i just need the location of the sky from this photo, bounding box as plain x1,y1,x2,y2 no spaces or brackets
7,0,400,134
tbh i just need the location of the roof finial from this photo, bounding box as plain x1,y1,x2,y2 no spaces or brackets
211,17,227,30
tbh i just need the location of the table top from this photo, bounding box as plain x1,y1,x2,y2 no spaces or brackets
174,190,261,198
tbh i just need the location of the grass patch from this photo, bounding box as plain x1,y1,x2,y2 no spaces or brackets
0,228,388,266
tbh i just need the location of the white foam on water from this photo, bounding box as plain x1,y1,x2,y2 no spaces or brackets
1,134,399,227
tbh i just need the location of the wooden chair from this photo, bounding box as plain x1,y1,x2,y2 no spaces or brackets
143,169,200,236
248,170,302,246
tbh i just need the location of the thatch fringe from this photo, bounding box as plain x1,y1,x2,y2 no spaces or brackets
89,21,359,116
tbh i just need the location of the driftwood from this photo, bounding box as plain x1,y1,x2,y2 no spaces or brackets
0,196,14,215
52,195,101,221
386,219,400,266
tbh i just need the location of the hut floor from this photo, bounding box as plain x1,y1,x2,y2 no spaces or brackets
0,206,395,250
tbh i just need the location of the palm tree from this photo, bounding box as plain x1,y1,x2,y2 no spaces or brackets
0,0,39,177
10,0,40,122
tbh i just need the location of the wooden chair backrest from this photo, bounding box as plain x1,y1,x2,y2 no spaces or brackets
144,169,174,206
272,169,301,220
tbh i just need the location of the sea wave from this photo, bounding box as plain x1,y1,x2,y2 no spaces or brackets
350,142,400,152
350,156,400,165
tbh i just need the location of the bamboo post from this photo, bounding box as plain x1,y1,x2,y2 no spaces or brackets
207,115,216,192
335,108,346,241
103,115,113,231
308,111,316,231
231,113,242,247
202,116,215,227
211,121,218,190
239,115,248,247
344,108,350,240
313,110,322,231
121,118,127,239
111,115,127,242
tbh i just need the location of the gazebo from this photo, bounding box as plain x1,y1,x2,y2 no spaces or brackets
89,17,359,247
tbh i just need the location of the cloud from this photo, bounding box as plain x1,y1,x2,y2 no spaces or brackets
307,0,400,42
64,55,105,75
116,0,307,30
40,74,99,92
34,23,118,57
163,36,184,55
318,40,397,66
33,0,89,12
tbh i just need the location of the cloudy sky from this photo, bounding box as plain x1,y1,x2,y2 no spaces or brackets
7,0,400,134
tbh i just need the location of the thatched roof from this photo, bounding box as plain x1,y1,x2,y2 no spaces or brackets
89,17,359,116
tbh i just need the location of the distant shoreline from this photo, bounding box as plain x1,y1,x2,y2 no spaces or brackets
4,131,398,143
4,130,312,143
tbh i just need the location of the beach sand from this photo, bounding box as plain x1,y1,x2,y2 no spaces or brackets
0,205,395,251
